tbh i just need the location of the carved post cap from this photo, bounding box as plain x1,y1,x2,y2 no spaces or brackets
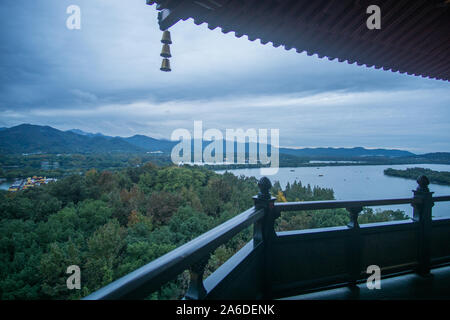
416,175,430,192
257,177,272,200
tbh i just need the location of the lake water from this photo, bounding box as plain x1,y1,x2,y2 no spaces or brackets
217,164,450,218
0,181,11,191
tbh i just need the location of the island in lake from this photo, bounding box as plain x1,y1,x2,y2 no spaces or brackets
384,167,450,186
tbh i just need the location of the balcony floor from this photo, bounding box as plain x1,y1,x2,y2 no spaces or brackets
282,264,450,300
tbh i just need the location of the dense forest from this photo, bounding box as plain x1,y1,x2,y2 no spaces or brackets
384,167,450,186
3,150,450,183
0,163,407,300
0,153,171,179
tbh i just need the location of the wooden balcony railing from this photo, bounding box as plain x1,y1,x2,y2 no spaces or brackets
84,175,450,300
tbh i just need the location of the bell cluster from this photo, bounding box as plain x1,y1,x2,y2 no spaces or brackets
160,31,172,72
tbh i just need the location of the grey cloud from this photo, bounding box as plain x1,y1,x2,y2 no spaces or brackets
0,0,449,153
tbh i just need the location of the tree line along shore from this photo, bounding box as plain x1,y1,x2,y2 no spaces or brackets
384,167,450,186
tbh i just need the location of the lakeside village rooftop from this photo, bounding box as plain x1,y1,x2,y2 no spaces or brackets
8,176,58,192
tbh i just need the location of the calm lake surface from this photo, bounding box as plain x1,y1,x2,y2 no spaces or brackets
217,164,450,218
0,181,11,191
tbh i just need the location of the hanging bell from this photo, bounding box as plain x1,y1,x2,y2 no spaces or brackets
160,58,171,72
160,44,172,58
161,31,172,44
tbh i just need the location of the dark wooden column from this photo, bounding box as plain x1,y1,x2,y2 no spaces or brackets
253,177,277,299
412,175,434,276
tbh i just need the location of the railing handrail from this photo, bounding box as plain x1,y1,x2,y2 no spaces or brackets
84,206,264,300
275,195,450,212
433,195,450,202
274,197,417,211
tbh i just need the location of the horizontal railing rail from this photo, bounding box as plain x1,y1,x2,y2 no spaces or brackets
274,197,417,212
433,195,450,202
84,207,264,300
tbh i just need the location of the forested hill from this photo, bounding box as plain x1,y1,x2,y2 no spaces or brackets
1,124,419,160
0,124,177,154
384,167,450,186
0,164,407,300
0,124,143,154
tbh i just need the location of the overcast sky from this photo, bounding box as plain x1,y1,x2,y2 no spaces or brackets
0,0,449,153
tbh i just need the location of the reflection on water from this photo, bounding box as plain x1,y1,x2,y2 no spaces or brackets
217,164,450,218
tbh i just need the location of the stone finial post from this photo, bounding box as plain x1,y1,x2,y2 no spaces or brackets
252,177,277,299
257,176,273,200
412,175,434,276
253,177,277,244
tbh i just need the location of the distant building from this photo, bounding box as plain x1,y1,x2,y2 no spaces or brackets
41,161,50,170
41,161,60,170
8,176,57,192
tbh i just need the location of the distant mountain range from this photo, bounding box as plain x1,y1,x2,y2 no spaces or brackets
67,129,109,138
279,146,414,158
0,124,144,154
123,134,176,152
67,129,176,152
0,124,448,161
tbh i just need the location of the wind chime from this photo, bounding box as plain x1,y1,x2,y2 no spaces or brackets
160,30,172,72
